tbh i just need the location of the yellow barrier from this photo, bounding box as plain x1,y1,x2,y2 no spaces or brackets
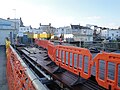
6,39,10,49
27,33,38,39
25,32,51,39
38,34,51,39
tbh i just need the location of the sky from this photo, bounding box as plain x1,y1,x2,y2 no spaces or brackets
0,0,120,28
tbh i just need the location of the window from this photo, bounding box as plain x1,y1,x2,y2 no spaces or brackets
112,33,114,36
83,30,86,33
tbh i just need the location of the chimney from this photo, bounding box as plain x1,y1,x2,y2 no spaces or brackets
40,23,41,26
7,17,10,20
49,23,51,26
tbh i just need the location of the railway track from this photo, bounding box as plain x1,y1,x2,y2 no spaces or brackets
16,45,107,90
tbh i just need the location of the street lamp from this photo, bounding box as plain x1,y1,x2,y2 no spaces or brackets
13,9,16,47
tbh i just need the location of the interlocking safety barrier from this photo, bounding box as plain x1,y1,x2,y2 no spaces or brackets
35,39,120,90
6,39,48,90
35,39,49,49
6,40,35,90
55,45,92,79
93,52,120,90
48,42,55,61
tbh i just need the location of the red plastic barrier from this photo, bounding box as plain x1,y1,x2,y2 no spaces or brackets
93,52,120,90
6,47,35,90
54,45,92,79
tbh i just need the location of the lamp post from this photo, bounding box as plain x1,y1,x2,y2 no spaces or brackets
13,9,16,47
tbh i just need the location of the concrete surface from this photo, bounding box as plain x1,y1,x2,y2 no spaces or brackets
0,46,8,90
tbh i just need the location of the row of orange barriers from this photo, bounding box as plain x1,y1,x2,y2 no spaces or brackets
6,42,35,90
35,39,120,90
35,39,49,49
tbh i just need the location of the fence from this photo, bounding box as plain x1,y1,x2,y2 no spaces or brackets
35,39,49,49
84,41,120,51
93,52,120,90
35,39,120,90
6,40,47,90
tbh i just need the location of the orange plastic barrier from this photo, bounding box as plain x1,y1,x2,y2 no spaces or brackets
48,42,55,61
54,45,92,79
35,39,120,90
6,47,35,90
93,52,120,90
35,39,49,49
35,39,39,45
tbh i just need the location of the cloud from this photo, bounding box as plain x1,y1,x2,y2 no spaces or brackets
86,16,102,20
102,23,119,29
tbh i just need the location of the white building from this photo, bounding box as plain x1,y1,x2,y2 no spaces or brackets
19,26,31,32
101,29,120,40
18,22,52,37
31,28,43,34
0,18,17,45
39,23,51,33
8,18,24,37
7,17,24,27
71,24,93,42
18,26,44,37
55,26,72,36
55,26,73,41
101,29,109,38
18,26,31,37
108,29,120,40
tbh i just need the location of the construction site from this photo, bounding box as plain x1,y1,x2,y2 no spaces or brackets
1,38,119,90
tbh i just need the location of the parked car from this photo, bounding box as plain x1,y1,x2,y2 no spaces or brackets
113,50,120,53
89,47,100,53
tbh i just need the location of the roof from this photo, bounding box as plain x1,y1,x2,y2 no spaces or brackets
71,24,91,29
71,25,81,29
0,18,15,30
80,26,91,29
0,18,14,23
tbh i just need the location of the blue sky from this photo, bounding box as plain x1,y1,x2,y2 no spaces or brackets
0,0,120,28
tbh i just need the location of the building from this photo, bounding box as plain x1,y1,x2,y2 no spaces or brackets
55,26,73,41
108,29,120,40
101,28,109,38
101,29,120,40
31,28,43,34
50,26,56,35
39,23,51,33
54,25,93,42
71,24,93,42
71,24,81,35
7,17,24,27
7,17,24,37
55,26,72,36
0,18,17,45
18,26,32,37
